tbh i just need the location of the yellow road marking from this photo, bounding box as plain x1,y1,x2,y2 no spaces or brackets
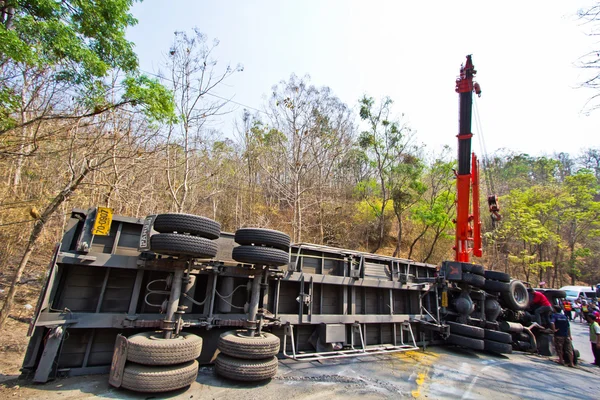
391,351,439,398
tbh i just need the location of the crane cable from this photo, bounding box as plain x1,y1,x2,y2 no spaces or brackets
473,96,496,198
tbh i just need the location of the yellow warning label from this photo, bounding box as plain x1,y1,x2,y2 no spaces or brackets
441,291,448,307
92,207,113,236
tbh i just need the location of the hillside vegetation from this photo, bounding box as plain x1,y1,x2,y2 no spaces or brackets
1,2,600,330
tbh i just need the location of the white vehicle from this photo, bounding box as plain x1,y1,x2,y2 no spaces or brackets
560,285,597,302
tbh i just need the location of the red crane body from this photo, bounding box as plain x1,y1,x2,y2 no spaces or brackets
454,55,482,262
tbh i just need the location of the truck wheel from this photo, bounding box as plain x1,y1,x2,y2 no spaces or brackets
483,329,512,344
446,334,485,351
154,213,220,239
484,270,510,282
501,280,529,311
121,360,198,393
462,264,485,276
461,272,485,288
218,330,280,359
234,228,291,251
151,233,218,258
215,354,278,381
484,339,512,354
127,331,203,365
447,321,484,339
483,279,510,293
232,245,289,266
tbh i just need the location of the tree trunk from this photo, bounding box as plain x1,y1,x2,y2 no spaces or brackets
408,226,428,260
569,241,576,285
0,166,90,329
392,217,403,257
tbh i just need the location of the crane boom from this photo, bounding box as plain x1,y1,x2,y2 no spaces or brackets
454,55,482,262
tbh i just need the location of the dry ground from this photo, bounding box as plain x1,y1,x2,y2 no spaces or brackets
0,273,43,383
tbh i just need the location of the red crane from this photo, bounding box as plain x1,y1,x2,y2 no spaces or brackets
454,55,483,263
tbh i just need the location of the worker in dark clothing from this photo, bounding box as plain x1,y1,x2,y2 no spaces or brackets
550,306,574,367
528,288,552,327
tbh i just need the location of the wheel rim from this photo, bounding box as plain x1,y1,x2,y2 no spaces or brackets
514,285,528,305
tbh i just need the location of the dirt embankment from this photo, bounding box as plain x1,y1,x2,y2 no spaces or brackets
0,272,44,383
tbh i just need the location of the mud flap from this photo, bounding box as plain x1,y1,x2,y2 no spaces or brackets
108,334,128,388
33,326,64,383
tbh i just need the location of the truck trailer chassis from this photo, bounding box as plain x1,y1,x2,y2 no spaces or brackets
22,209,439,384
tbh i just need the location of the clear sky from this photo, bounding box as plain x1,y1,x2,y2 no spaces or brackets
127,0,600,157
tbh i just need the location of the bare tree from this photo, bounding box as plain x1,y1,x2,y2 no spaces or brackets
161,29,242,213
0,107,159,329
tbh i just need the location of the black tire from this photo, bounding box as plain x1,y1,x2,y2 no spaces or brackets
484,270,511,283
447,321,485,339
446,334,485,351
218,330,280,359
462,264,485,276
501,280,529,311
484,339,512,354
126,331,202,366
151,233,218,258
483,279,510,293
515,340,532,351
234,228,291,251
232,245,289,266
483,329,512,344
121,360,198,393
215,354,278,382
461,272,485,288
154,213,220,239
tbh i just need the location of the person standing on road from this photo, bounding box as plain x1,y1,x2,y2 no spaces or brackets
563,299,573,321
573,300,582,323
585,312,600,367
550,306,575,367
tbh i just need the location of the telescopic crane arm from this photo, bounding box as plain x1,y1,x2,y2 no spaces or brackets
454,55,482,262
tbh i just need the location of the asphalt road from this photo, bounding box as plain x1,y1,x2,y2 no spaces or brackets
570,317,596,366
2,339,600,399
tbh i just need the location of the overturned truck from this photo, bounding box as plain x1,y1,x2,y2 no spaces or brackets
21,54,541,394
22,209,441,392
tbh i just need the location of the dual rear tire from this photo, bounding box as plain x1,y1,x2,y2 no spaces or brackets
121,331,203,393
232,228,290,267
446,321,512,354
150,214,221,259
215,329,281,381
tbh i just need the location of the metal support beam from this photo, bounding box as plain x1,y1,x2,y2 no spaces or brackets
95,268,111,313
127,269,144,315
163,268,184,339
246,273,262,336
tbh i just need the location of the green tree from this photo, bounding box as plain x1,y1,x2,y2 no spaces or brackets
408,154,456,263
390,154,426,257
0,0,175,329
495,188,555,283
357,96,415,253
560,171,600,284
0,0,175,132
